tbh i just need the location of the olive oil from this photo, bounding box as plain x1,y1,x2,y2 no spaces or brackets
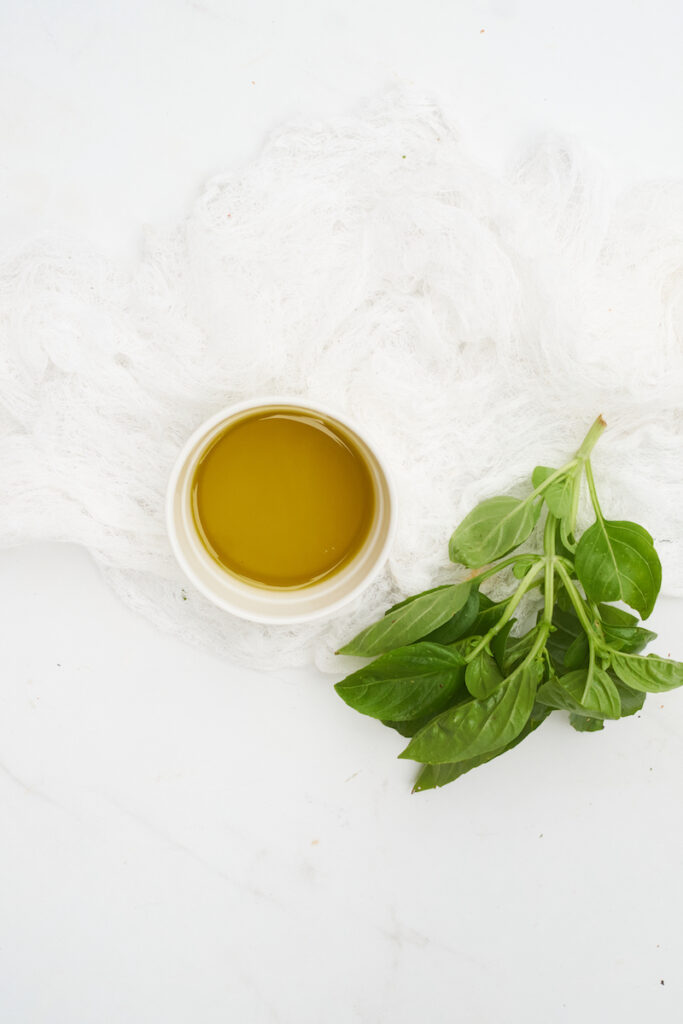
191,408,376,588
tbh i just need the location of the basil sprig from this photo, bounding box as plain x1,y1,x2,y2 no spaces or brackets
335,416,680,793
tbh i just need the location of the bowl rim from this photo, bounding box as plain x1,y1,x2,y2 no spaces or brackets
165,395,397,624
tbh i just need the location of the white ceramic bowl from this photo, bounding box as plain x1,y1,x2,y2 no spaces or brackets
166,397,396,624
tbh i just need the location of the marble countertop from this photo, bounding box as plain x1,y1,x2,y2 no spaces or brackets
1,2,682,1021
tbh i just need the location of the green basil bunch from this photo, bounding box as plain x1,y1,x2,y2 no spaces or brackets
335,417,681,792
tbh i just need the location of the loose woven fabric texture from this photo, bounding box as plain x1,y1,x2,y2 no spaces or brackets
1,91,682,671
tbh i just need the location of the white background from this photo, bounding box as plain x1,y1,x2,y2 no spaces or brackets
1,2,682,1022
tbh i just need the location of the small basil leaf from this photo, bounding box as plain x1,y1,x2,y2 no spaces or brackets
382,718,423,738
563,631,590,670
575,519,662,619
412,703,550,791
421,587,481,645
597,604,638,627
545,607,584,671
465,651,503,700
601,623,657,655
531,466,575,519
536,667,621,719
383,685,474,738
399,659,543,764
337,582,472,657
461,599,510,642
500,627,539,675
449,635,484,659
609,651,683,693
613,680,646,717
449,496,542,568
335,643,467,721
558,518,577,554
490,619,517,670
512,556,540,579
385,584,456,616
569,713,604,732
382,696,472,738
556,584,576,614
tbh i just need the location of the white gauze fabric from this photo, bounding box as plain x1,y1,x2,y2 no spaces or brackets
1,90,682,672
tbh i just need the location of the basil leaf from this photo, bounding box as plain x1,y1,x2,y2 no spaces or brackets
449,496,542,568
532,466,575,520
383,702,471,738
450,635,484,658
545,607,584,670
512,555,540,579
420,587,480,644
556,584,576,613
614,680,646,717
569,713,604,732
337,582,472,656
563,631,590,670
500,627,539,674
575,519,662,619
609,651,683,693
490,619,517,670
595,603,656,653
536,667,621,719
382,718,422,738
597,604,638,627
335,643,467,721
399,659,543,764
384,584,455,615
465,651,503,699
461,598,509,641
413,704,550,791
601,623,657,655
558,518,577,554
383,687,474,738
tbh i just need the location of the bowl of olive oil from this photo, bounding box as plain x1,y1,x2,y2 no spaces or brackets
166,398,396,623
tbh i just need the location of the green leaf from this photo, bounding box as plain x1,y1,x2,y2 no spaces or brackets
558,518,577,554
384,584,455,615
594,604,656,654
574,519,662,619
449,635,484,659
601,623,657,655
609,651,683,693
499,627,540,675
512,555,540,579
337,582,472,657
412,704,550,791
532,466,575,520
564,631,590,670
556,584,576,613
597,604,638,627
465,651,503,699
570,713,604,732
613,680,646,717
399,659,543,764
449,496,542,568
420,587,481,645
545,607,585,672
490,619,516,670
382,695,472,738
335,643,467,721
536,667,621,719
461,598,509,641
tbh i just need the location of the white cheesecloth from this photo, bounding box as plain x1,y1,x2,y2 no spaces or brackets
1,90,681,671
